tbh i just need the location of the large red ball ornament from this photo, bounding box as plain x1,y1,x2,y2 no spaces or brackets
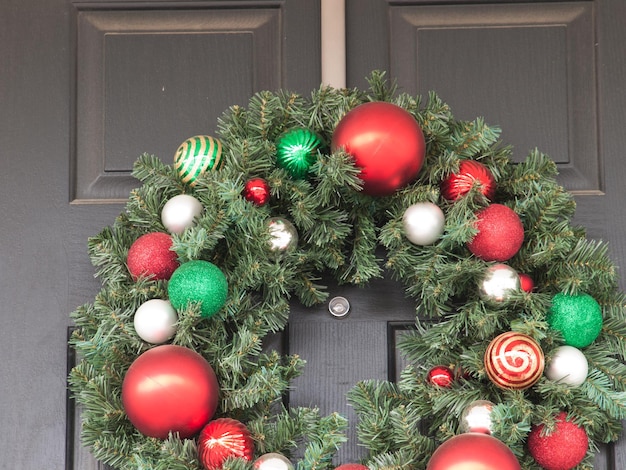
127,232,179,281
467,204,524,262
528,412,588,470
198,418,255,470
426,433,520,470
122,345,219,439
331,102,426,196
441,160,496,201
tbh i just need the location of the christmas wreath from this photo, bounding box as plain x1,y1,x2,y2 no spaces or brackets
69,71,626,470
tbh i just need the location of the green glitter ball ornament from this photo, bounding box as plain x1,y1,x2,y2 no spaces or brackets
275,128,323,179
547,293,603,347
168,260,228,318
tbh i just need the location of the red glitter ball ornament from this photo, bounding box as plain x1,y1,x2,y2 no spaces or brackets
426,433,520,470
441,160,496,201
127,232,179,281
467,204,524,262
122,345,219,439
198,418,255,470
335,465,369,470
243,177,271,206
528,412,588,470
331,101,426,196
427,365,454,387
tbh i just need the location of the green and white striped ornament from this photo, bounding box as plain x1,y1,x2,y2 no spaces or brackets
173,135,224,185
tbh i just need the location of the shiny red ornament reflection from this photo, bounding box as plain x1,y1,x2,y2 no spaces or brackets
243,177,271,206
122,345,219,439
199,418,254,470
427,365,454,387
331,102,426,196
441,160,496,201
427,433,520,470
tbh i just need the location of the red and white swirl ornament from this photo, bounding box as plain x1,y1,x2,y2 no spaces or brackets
484,332,544,389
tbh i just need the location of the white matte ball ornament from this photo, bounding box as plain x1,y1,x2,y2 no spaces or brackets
133,299,178,344
253,452,294,470
402,202,445,245
479,263,520,302
161,194,203,234
545,345,589,386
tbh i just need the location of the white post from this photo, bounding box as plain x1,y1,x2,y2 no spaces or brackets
321,0,346,89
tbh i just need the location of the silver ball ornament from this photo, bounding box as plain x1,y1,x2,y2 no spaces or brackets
479,263,520,302
459,400,495,434
545,345,588,386
133,299,178,344
161,194,203,234
267,217,298,253
402,202,445,245
253,452,294,470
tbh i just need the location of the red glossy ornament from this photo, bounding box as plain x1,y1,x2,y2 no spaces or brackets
427,365,454,387
519,273,535,293
441,160,496,201
427,433,520,470
198,418,255,470
467,204,524,262
331,102,426,196
335,465,369,470
484,332,544,390
243,177,271,206
528,412,588,470
122,345,219,439
127,232,179,281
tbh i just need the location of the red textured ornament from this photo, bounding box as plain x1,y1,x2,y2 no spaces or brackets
331,102,426,196
335,465,369,470
441,160,496,201
528,412,588,470
243,177,271,206
427,433,520,470
122,345,219,439
127,232,179,281
427,366,454,387
198,418,255,470
484,332,544,390
519,273,535,293
467,204,524,262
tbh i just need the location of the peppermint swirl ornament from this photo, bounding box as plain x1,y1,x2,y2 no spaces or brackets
484,332,544,389
275,128,323,179
174,135,224,186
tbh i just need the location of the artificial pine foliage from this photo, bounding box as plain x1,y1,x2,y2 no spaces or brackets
69,71,626,469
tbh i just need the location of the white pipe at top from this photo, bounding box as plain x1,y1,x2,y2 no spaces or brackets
321,0,346,89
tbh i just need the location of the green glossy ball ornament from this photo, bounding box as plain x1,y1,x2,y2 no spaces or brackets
168,260,228,318
275,128,323,179
547,293,603,348
174,135,224,186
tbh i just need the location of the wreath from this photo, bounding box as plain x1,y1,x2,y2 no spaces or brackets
69,71,626,470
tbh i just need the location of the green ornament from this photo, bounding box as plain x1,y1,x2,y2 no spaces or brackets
275,128,323,179
168,260,228,318
173,135,224,186
547,293,603,347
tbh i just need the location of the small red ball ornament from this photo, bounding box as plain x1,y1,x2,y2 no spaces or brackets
122,345,219,439
484,332,544,390
426,433,520,470
335,465,369,470
467,204,524,262
427,366,454,387
441,160,496,201
243,177,271,206
198,418,255,470
331,101,426,196
528,412,588,470
518,273,535,293
127,232,179,281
